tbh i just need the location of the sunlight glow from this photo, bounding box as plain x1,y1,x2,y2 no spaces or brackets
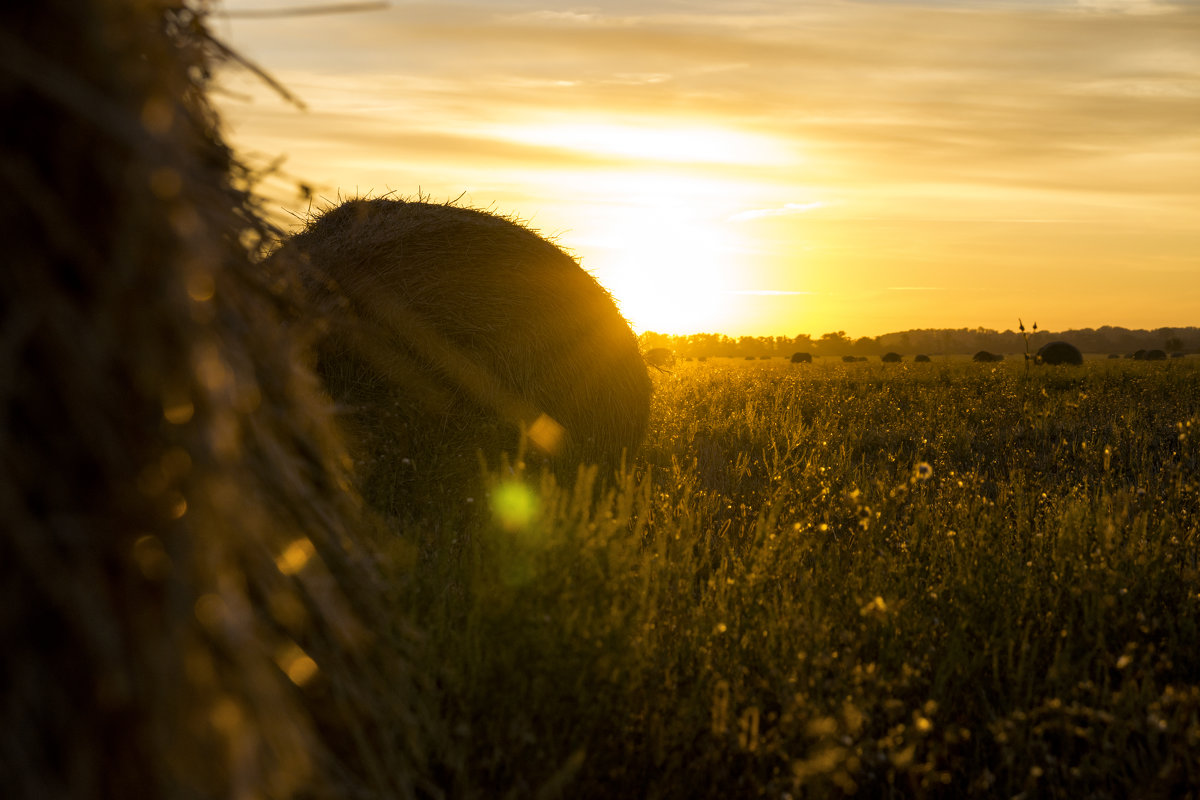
485,120,793,166
586,207,746,335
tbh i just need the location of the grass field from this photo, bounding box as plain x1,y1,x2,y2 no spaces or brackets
387,357,1199,798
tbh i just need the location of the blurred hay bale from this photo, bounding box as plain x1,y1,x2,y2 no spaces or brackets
914,354,931,363
272,197,651,516
0,2,441,798
973,350,1003,363
881,352,903,363
645,347,675,370
789,352,812,364
1036,341,1084,366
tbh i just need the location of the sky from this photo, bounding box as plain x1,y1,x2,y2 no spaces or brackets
212,0,1199,338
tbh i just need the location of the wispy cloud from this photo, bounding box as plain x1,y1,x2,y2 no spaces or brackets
727,202,826,222
886,286,946,291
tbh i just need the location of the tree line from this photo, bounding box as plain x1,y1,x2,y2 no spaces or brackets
639,326,1198,359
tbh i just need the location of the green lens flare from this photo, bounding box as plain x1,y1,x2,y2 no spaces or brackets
492,481,538,531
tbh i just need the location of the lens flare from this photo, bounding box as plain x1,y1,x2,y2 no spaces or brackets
492,481,538,531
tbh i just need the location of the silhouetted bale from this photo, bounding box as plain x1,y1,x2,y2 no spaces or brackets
273,198,650,512
1036,340,1084,366
1,3,440,798
745,355,756,360
760,355,771,360
1144,349,1167,361
645,346,675,370
698,356,709,362
1108,354,1121,359
914,354,931,362
881,352,902,363
973,351,1003,363
1133,349,1147,360
790,351,813,364
1171,352,1186,359
857,356,869,362
842,355,857,363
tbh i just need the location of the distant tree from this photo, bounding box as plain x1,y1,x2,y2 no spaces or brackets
818,331,851,356
1165,336,1184,352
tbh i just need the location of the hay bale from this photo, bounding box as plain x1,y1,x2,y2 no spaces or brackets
1,3,440,798
914,354,931,363
973,350,1003,363
1133,349,1148,360
1108,354,1121,359
1171,352,1186,359
789,351,813,364
881,352,903,363
1144,349,1168,361
645,346,675,370
1036,341,1084,366
841,355,857,363
272,198,650,513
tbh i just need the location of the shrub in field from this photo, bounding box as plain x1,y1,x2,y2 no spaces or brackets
1,3,440,798
790,351,813,364
881,352,903,363
273,197,651,515
1036,340,1084,365
973,350,1004,362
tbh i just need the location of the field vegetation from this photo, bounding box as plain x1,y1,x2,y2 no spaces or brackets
388,357,1200,798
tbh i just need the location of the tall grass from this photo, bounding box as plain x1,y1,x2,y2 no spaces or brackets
390,358,1199,798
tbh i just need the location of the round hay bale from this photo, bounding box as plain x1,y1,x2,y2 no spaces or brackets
1036,340,1084,366
1108,353,1121,359
789,351,813,364
1171,352,1186,359
1133,349,1148,360
1144,349,1168,361
272,198,650,512
973,350,1003,363
881,352,902,363
914,354,931,363
645,346,675,370
1,3,444,798
841,355,857,363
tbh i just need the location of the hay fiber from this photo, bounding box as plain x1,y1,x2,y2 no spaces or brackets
272,197,652,518
1,2,443,797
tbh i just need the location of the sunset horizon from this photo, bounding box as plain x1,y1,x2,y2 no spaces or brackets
213,0,1198,339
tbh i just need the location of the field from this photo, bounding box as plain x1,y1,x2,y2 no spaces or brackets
388,356,1200,798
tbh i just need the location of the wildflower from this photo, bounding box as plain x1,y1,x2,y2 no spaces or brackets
913,462,933,482
859,596,888,618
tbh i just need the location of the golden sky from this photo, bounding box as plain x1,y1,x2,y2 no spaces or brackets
213,0,1199,338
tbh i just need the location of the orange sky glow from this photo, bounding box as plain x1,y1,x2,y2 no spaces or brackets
213,0,1199,338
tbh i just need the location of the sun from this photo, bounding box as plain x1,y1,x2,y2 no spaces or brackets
563,177,753,336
